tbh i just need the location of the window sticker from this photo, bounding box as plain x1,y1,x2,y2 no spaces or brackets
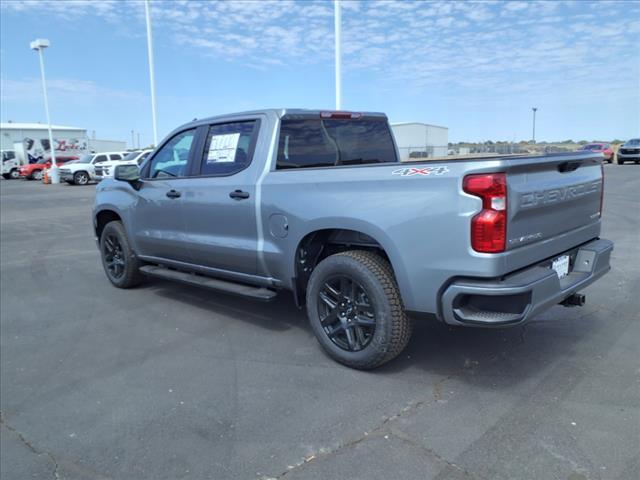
207,133,240,163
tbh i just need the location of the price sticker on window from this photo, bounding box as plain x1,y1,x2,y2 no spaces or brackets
207,133,240,163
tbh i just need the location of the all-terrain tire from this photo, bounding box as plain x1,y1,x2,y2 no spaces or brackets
100,221,144,288
306,250,412,370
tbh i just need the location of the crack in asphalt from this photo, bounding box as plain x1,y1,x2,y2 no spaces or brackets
0,413,61,480
389,430,481,479
263,373,462,479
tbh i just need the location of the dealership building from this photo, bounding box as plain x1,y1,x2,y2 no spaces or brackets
0,122,126,159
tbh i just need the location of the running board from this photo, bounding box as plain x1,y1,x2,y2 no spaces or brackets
139,265,277,301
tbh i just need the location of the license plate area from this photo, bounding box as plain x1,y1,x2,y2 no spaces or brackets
552,255,570,279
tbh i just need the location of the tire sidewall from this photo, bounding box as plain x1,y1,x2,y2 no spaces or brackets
74,171,88,185
306,254,395,366
99,221,138,288
32,170,42,180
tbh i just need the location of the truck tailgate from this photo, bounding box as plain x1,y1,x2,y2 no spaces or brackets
505,153,603,250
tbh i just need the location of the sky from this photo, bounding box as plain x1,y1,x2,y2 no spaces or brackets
1,0,639,146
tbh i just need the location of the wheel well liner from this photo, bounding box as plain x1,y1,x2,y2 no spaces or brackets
95,210,122,238
292,228,391,307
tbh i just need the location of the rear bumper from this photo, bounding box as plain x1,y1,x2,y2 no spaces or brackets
440,238,613,327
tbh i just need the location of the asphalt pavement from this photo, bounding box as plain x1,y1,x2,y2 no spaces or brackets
1,164,638,480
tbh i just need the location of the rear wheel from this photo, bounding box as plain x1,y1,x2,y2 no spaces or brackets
31,170,43,181
10,169,19,179
100,221,143,288
306,250,412,370
74,171,89,185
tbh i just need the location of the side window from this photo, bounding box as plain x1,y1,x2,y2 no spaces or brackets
148,129,196,179
199,121,257,176
109,154,121,160
94,154,107,163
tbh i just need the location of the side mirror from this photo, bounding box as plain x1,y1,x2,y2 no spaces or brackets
114,164,141,186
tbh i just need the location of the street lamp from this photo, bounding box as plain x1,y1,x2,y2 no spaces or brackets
144,0,158,146
30,38,59,184
532,107,538,144
334,0,342,110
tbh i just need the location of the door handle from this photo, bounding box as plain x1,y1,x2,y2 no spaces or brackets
229,189,250,200
166,189,181,199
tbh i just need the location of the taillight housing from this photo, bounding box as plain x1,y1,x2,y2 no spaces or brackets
463,173,507,253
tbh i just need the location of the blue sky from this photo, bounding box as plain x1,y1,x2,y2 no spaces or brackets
1,0,639,146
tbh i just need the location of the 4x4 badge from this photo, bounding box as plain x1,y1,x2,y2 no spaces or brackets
392,166,449,176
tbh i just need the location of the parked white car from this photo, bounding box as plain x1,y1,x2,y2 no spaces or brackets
59,152,128,185
95,150,153,181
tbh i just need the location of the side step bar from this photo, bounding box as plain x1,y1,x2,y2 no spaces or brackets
139,265,277,301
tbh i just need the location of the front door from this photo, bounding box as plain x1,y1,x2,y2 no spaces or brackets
130,128,197,263
181,120,260,275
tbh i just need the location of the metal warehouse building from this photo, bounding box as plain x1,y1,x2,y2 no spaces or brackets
391,122,449,161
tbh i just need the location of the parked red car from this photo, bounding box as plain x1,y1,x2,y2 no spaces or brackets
19,156,78,180
578,143,614,163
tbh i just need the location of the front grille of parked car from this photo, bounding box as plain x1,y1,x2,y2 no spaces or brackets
620,148,639,154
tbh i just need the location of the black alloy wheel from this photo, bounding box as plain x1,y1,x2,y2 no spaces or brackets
318,275,377,352
103,233,126,280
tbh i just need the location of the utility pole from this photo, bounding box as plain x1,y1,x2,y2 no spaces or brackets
131,130,135,149
334,0,342,110
532,107,538,144
145,0,158,146
137,132,141,149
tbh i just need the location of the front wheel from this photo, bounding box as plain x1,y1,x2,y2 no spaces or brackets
100,221,143,288
10,169,19,179
306,250,412,370
73,171,89,185
31,170,43,181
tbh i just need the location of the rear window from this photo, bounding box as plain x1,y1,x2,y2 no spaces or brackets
276,117,397,169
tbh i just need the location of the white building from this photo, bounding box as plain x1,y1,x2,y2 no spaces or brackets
0,122,126,161
391,122,449,161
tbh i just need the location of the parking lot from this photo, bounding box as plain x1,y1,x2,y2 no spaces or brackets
0,165,638,480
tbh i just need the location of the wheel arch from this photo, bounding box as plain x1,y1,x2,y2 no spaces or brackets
95,209,123,239
290,226,409,308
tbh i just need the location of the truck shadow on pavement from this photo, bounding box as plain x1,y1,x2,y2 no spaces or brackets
147,278,606,387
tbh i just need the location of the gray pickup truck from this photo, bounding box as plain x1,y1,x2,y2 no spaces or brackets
93,109,613,369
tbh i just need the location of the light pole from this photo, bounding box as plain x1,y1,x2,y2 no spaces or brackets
532,107,538,144
144,0,158,146
334,0,342,110
30,38,59,184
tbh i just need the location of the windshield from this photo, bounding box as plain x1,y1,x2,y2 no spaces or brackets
76,154,94,164
626,139,640,146
2,151,16,162
123,151,142,161
276,117,398,169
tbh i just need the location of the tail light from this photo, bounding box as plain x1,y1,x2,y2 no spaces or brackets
463,173,507,253
599,163,604,216
320,111,362,119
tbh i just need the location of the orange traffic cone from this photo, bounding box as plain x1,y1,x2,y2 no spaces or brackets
43,170,50,184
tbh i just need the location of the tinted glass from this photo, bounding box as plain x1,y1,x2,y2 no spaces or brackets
2,151,15,161
108,154,122,160
122,151,141,161
77,154,93,163
148,129,195,178
137,151,151,165
199,121,257,176
94,155,108,163
627,139,640,145
276,117,397,169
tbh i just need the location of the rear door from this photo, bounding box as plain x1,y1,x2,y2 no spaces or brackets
130,128,198,262
180,119,261,275
506,154,602,250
